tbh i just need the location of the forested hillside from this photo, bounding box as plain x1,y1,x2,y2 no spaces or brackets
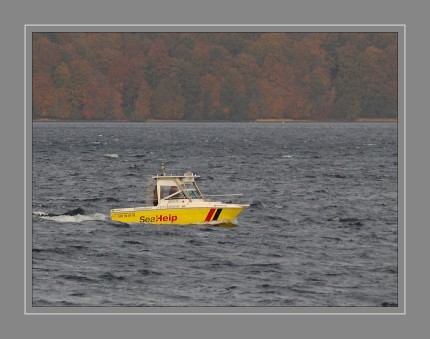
32,32,397,121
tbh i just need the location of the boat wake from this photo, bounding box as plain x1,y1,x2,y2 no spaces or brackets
33,208,107,223
194,220,238,228
104,153,119,158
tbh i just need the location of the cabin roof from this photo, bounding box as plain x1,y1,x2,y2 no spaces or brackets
152,173,200,180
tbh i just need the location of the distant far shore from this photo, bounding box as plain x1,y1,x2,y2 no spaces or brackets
255,118,398,123
32,118,398,123
353,118,398,123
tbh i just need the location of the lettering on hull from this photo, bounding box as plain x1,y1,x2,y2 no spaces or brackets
140,214,178,223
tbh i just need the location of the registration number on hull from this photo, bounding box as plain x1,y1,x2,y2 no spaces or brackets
114,212,135,219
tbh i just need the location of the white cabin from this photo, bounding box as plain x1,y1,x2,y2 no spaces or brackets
146,172,205,207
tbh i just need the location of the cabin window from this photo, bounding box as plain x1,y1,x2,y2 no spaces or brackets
160,186,185,200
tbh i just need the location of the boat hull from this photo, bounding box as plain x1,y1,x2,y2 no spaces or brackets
110,206,245,225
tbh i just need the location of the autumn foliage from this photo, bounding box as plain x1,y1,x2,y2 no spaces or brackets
32,32,398,121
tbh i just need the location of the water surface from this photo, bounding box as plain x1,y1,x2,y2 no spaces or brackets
32,122,398,307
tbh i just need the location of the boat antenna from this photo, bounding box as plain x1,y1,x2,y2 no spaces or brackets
161,163,166,176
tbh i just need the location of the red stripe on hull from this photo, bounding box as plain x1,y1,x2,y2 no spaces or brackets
204,208,216,222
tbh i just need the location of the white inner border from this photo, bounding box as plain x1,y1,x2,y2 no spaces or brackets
25,24,406,315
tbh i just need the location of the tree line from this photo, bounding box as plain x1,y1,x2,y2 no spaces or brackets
32,32,397,121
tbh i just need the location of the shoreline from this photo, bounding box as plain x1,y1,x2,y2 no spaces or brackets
255,118,398,123
32,118,398,123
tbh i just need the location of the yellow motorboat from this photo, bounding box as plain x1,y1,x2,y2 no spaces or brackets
110,164,249,225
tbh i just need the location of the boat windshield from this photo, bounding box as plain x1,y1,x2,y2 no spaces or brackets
183,183,202,199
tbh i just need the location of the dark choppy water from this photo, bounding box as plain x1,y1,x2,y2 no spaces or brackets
32,122,398,307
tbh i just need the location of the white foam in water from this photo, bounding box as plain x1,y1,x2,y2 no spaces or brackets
193,219,238,227
32,210,49,216
282,155,293,158
40,213,107,223
104,154,119,158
